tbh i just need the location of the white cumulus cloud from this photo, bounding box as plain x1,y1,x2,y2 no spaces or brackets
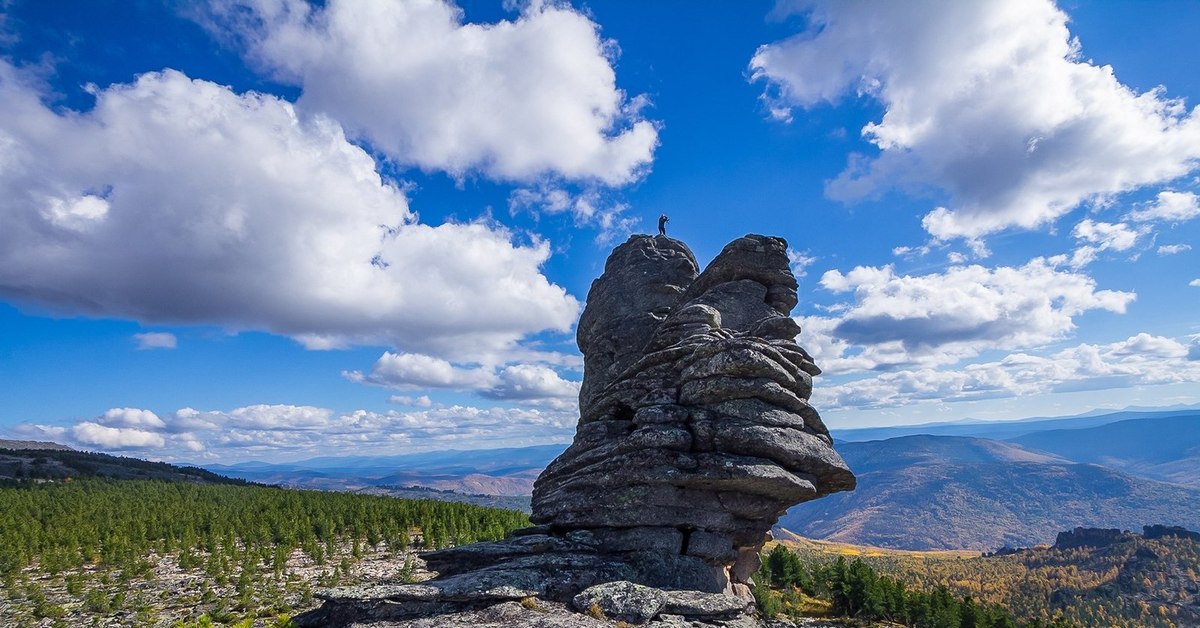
488,364,580,400
347,352,498,390
1071,219,1143,251
203,0,657,185
0,62,578,360
27,401,577,461
98,408,166,429
1129,190,1200,222
1157,243,1191,255
71,422,165,449
346,351,580,403
806,258,1134,372
817,333,1200,410
751,0,1200,240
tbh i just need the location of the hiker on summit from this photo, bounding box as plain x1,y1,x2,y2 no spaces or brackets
658,214,669,236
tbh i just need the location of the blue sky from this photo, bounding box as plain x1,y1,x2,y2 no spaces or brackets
1,0,1198,462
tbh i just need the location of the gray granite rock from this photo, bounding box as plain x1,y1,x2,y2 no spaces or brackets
296,234,856,627
573,581,667,624
531,234,854,591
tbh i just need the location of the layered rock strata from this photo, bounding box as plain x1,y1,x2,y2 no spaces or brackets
297,234,854,627
529,234,854,594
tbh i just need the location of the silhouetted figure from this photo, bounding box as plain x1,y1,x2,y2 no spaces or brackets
658,214,669,236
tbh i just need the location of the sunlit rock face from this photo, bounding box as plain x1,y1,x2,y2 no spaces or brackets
530,234,855,593
297,235,855,626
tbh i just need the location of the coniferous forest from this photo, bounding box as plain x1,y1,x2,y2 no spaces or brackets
761,534,1200,628
0,477,528,627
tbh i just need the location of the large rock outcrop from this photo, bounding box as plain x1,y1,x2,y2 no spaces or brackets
529,234,854,593
298,234,855,627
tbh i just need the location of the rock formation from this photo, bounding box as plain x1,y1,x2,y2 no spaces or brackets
298,234,855,627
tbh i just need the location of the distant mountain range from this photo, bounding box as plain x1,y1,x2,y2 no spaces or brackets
1009,414,1200,486
777,433,1200,549
828,404,1200,442
191,406,1199,550
204,444,564,497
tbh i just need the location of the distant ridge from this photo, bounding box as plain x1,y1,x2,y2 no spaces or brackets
202,443,565,496
0,439,74,451
831,405,1200,442
778,434,1200,550
1010,415,1200,486
0,447,243,484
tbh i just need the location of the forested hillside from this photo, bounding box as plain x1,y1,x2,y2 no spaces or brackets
775,526,1200,627
753,545,1047,627
0,478,528,626
0,447,240,484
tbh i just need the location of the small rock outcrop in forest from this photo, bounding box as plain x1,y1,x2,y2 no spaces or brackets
298,234,855,627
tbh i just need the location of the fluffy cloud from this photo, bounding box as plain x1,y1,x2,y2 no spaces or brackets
204,0,657,185
806,258,1134,372
1129,190,1200,222
26,402,577,460
1157,243,1191,255
346,352,497,390
487,364,580,401
71,422,165,449
99,407,166,429
816,333,1200,409
1071,219,1143,251
346,352,580,403
0,62,578,359
133,332,177,350
751,0,1200,240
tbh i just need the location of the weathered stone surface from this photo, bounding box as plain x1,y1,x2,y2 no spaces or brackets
660,590,753,617
531,234,854,591
573,581,667,624
297,234,855,627
577,236,699,410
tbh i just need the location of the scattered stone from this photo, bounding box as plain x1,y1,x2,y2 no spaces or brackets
573,581,667,624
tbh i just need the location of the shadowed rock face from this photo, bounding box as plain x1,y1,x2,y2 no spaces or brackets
529,234,854,593
296,234,854,626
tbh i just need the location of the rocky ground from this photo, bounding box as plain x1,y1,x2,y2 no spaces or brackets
0,540,427,627
328,598,867,628
0,543,878,628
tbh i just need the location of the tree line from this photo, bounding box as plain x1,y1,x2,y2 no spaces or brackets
0,477,529,581
753,544,1075,628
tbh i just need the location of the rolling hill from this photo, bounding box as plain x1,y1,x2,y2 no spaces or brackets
0,446,243,485
1010,414,1200,486
777,435,1200,550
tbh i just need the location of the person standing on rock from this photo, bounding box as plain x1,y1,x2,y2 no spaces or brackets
658,214,669,236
